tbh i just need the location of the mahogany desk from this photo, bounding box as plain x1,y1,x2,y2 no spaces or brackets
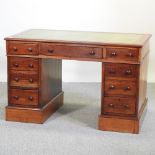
5,29,151,133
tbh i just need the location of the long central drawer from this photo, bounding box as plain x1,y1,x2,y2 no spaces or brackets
39,43,103,59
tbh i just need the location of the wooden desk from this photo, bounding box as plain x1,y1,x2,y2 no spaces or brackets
5,29,151,133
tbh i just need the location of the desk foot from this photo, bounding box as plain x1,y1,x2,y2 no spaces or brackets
6,92,64,124
98,99,148,134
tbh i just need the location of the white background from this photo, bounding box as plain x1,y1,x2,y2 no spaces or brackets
0,0,154,82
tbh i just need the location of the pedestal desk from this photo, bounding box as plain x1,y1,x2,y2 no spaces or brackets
5,29,151,133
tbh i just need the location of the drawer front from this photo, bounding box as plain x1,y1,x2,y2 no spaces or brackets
103,97,136,115
8,41,38,55
8,57,39,71
40,43,103,59
106,47,139,61
9,71,38,88
105,79,136,97
9,89,38,106
105,63,137,78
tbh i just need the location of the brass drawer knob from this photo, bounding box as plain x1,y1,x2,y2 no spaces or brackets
29,78,33,83
28,63,33,68
14,77,19,82
89,50,95,55
13,47,18,51
28,48,33,52
109,85,115,89
28,96,33,101
13,96,19,100
48,49,54,53
13,63,19,67
125,70,132,75
111,52,117,56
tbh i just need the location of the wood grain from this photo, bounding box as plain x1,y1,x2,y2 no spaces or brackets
6,92,63,123
105,46,139,62
7,41,39,55
5,29,150,134
40,43,103,59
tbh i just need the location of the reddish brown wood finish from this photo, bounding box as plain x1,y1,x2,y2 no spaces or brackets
9,89,39,106
99,98,148,134
9,70,38,89
105,47,139,61
138,53,149,113
40,43,103,59
8,41,39,55
105,63,138,78
39,59,62,107
8,57,39,71
6,92,63,123
5,30,151,134
103,97,136,115
105,79,136,97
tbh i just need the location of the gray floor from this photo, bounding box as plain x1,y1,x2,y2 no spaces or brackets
0,82,155,155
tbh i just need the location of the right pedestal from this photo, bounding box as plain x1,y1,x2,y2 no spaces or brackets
100,51,149,134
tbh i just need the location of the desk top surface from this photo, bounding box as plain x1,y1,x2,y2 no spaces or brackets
5,29,151,47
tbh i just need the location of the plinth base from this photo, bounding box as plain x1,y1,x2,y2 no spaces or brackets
6,92,63,124
99,99,147,134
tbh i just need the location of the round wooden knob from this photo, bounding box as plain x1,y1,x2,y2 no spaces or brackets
111,52,117,56
109,85,115,89
109,103,114,107
28,48,32,52
124,105,129,109
28,64,33,68
14,96,19,100
29,78,33,83
89,50,95,55
48,49,54,53
127,52,133,57
14,77,19,82
125,70,132,75
28,96,33,101
124,86,130,90
13,63,19,67
13,47,18,51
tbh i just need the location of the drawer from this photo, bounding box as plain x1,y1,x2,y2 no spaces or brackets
9,89,39,106
105,63,138,78
9,71,38,89
8,57,39,71
105,79,136,97
40,43,103,59
103,97,136,115
8,41,38,55
106,47,139,61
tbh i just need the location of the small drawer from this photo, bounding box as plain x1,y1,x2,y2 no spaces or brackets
40,43,103,59
9,89,39,106
106,47,139,61
8,57,39,71
105,63,137,78
8,41,38,55
103,97,136,115
105,79,136,97
9,71,38,89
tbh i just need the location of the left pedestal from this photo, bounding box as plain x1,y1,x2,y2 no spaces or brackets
6,42,63,123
